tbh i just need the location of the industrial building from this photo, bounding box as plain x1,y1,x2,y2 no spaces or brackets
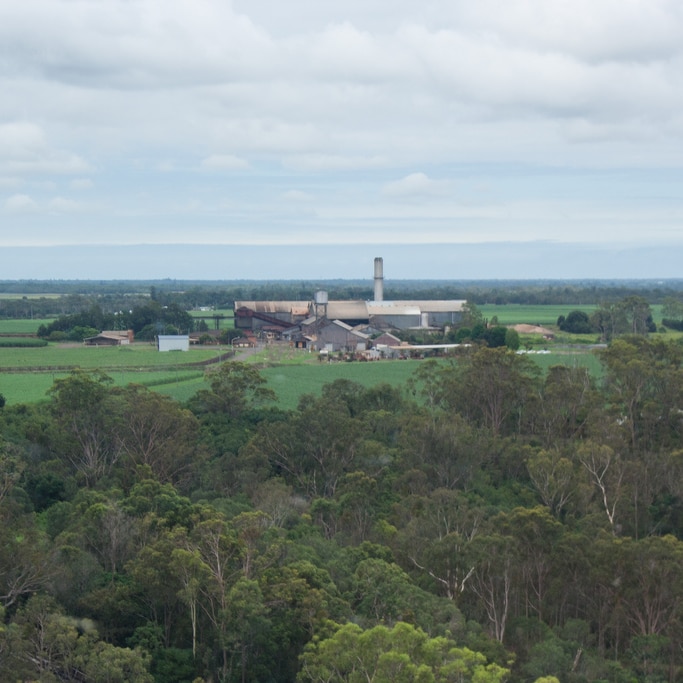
234,258,466,351
157,335,190,352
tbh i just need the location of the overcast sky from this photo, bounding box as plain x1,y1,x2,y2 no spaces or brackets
2,0,683,279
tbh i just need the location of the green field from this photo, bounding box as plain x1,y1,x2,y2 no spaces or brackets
257,350,603,411
260,359,423,409
0,343,228,405
478,304,599,326
479,303,670,327
0,369,206,405
0,342,604,409
189,309,234,330
0,318,52,334
0,343,226,370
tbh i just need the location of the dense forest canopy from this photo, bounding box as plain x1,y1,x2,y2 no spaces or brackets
0,334,682,682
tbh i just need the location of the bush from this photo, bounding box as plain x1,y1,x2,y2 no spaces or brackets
558,310,594,334
0,337,48,348
505,328,521,350
68,326,99,342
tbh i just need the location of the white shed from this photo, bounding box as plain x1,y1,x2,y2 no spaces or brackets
157,335,190,352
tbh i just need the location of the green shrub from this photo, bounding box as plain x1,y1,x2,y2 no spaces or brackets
0,337,48,348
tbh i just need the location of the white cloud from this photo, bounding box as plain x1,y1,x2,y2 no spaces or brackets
281,190,313,202
200,154,249,170
70,178,94,190
382,173,452,198
4,193,38,212
1,0,683,264
48,197,81,212
283,154,386,171
0,122,91,175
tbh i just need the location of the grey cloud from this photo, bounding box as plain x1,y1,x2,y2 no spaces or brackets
1,0,683,260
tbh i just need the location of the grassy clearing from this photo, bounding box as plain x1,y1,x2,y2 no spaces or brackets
480,303,672,328
0,343,226,406
0,369,207,406
0,343,225,370
0,346,603,409
190,309,234,330
519,350,604,377
478,304,598,326
257,350,604,411
0,318,52,334
260,359,423,410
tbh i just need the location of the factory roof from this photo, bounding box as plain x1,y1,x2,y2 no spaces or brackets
367,302,421,316
326,301,369,319
235,301,309,314
392,300,467,312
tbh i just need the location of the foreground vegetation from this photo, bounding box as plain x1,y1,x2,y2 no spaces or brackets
0,284,681,681
0,334,681,682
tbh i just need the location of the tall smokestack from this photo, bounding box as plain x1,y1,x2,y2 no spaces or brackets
373,257,384,302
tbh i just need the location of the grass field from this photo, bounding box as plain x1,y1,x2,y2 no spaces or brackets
0,318,52,334
260,351,603,411
0,343,225,370
260,358,423,409
0,343,228,405
478,304,599,326
0,311,235,335
189,309,234,330
0,369,207,405
479,303,670,327
0,342,606,409
253,347,603,410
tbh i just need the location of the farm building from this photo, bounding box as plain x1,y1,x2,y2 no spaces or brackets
157,335,190,352
373,331,402,347
84,330,134,346
312,319,370,353
234,258,466,337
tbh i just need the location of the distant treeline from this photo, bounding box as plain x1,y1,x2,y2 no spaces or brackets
2,279,683,318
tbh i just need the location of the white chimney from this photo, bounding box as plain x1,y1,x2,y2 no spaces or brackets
373,257,384,302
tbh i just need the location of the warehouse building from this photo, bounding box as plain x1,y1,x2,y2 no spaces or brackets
234,258,466,337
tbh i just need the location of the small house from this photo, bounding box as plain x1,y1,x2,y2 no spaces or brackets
84,330,134,346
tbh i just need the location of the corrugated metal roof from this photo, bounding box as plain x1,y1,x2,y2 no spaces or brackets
235,301,305,314
327,319,369,339
326,301,368,318
331,319,354,331
367,302,421,316
398,300,467,312
236,299,464,318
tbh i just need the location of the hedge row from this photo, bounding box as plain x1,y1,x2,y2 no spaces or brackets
0,338,48,348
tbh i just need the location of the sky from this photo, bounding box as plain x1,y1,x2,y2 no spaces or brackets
1,0,683,280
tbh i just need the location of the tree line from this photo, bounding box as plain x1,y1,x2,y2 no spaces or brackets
3,281,683,320
35,302,197,341
0,338,682,681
